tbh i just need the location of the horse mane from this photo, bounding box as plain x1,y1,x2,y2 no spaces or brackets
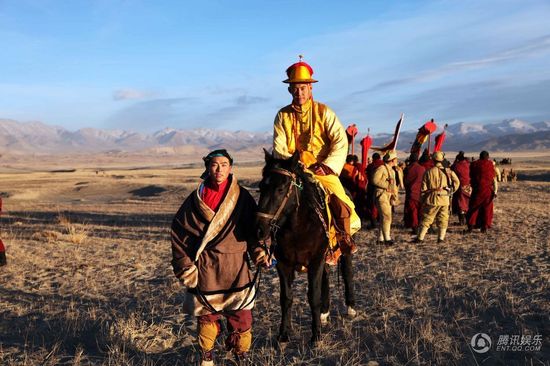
263,155,326,219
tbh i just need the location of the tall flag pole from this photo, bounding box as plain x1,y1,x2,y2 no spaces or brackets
371,113,404,153
410,119,437,155
346,124,358,155
358,129,372,192
360,129,372,172
433,124,448,152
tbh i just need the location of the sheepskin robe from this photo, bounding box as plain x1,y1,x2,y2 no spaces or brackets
171,175,261,316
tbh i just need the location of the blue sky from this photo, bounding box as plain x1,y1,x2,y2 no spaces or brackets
1,0,549,133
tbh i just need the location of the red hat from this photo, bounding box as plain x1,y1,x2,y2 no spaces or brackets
283,56,318,83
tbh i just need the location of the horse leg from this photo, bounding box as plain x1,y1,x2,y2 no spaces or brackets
340,253,357,318
276,261,295,343
307,260,324,344
320,264,330,325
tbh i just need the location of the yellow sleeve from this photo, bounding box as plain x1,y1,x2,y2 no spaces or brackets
321,107,347,175
273,112,291,160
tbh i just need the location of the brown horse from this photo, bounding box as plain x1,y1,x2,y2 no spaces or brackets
256,150,356,344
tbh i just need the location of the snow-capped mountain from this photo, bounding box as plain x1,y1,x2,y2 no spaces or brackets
0,119,273,155
0,118,548,155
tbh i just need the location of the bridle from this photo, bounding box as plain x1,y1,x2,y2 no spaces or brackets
256,167,303,236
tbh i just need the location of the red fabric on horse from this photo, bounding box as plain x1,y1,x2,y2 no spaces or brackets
403,162,425,228
467,159,495,229
451,159,471,214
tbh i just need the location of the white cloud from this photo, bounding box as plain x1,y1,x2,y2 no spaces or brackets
112,88,151,101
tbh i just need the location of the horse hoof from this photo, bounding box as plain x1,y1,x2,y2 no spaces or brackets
346,306,357,318
309,334,321,346
320,311,330,325
277,333,290,343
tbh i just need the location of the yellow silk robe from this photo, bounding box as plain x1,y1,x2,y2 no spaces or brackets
273,99,361,237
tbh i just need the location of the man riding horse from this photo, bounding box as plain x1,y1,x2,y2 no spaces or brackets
272,56,361,263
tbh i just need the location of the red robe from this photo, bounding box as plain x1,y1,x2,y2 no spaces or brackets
451,160,471,214
467,159,495,229
403,162,425,229
366,159,384,222
340,162,359,198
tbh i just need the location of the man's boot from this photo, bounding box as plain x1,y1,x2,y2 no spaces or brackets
200,350,214,366
325,246,342,266
458,213,465,226
330,196,356,255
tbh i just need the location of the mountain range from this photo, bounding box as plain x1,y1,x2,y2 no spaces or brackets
0,118,549,156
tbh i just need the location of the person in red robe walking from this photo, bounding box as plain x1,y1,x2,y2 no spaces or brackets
365,152,384,228
403,153,425,233
451,151,471,226
467,151,498,232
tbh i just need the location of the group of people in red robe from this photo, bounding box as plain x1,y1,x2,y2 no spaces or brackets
339,149,498,234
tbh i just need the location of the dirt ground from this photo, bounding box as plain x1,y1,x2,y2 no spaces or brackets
0,154,548,365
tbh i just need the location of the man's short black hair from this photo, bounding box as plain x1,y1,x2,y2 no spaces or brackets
203,149,234,168
480,150,489,160
346,154,359,164
372,152,381,160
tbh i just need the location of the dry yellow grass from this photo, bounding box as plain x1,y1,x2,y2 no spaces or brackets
0,154,548,365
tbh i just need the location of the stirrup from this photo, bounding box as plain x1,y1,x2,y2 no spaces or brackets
338,234,357,255
325,247,341,266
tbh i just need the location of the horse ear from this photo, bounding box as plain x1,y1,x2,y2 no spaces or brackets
263,148,272,163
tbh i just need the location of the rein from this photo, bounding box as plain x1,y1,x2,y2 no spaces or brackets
256,167,305,265
256,168,303,231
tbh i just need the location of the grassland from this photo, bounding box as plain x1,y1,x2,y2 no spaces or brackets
0,154,548,365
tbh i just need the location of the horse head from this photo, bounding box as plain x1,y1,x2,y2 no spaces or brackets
255,149,304,241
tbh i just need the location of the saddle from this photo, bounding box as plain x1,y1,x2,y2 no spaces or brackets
303,172,350,266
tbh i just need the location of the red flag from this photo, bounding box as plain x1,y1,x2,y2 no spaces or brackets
410,119,437,155
346,124,358,155
358,133,372,191
433,124,448,152
372,113,404,152
360,133,372,171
